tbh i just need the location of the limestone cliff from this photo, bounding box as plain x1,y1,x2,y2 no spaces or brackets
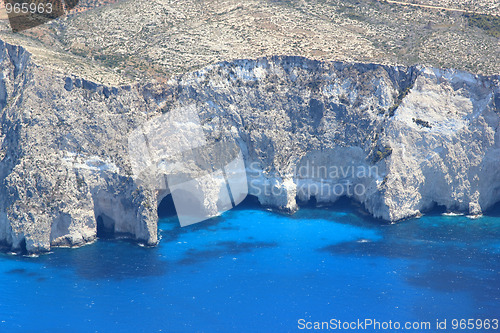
163,57,500,222
0,40,498,254
0,40,158,253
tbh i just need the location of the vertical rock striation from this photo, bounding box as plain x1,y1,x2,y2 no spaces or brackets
0,40,498,254
162,57,499,221
0,40,158,254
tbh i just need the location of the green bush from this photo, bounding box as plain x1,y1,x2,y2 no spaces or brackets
372,146,393,163
465,13,500,38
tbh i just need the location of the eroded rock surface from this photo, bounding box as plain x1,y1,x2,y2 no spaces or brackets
0,40,158,253
0,40,498,253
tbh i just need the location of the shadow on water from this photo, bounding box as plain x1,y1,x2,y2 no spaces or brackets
0,238,170,281
3,194,499,287
0,195,267,281
0,196,275,281
6,268,28,274
318,211,500,304
201,195,499,309
2,266,47,283
2,238,280,282
178,240,278,265
39,239,168,281
157,194,278,266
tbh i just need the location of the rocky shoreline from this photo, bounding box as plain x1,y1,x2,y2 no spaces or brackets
0,39,498,254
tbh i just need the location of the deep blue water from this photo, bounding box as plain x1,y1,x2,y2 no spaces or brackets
0,201,499,332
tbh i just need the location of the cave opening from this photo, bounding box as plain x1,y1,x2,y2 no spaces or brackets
484,200,500,217
96,214,115,239
158,193,263,219
296,194,317,208
157,194,177,218
426,202,448,216
295,195,389,224
18,238,27,255
232,194,262,210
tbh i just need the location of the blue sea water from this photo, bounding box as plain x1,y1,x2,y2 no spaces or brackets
0,200,499,332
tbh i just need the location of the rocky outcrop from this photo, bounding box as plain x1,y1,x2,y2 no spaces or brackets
0,40,498,254
163,57,500,222
0,40,158,254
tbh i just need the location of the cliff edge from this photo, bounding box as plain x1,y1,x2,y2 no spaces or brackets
0,40,498,254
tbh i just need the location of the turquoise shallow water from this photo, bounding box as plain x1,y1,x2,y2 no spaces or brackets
0,200,499,332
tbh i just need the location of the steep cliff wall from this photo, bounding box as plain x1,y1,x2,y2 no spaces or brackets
160,57,500,221
0,40,158,253
0,40,498,254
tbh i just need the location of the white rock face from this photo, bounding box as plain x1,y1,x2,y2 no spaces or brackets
385,68,500,219
0,40,158,254
168,57,500,222
0,41,498,254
